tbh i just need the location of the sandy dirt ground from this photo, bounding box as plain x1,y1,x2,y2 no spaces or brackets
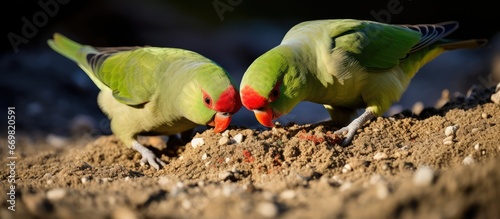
1,84,500,219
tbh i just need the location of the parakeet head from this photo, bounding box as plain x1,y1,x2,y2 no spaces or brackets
240,46,307,127
179,62,242,133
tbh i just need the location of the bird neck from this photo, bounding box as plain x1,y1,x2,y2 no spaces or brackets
271,45,313,102
276,43,329,103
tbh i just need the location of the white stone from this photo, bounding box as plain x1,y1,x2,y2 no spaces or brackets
232,133,244,143
81,177,90,184
219,136,230,145
46,188,66,201
279,190,296,200
257,202,278,218
190,138,204,148
373,152,388,160
46,134,68,147
342,164,352,173
413,165,434,186
444,125,458,137
201,153,208,160
463,156,475,165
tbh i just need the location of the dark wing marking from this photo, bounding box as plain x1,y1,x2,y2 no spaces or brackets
401,21,459,53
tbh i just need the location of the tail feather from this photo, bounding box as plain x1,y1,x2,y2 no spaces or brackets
47,33,84,62
440,39,488,50
47,33,108,91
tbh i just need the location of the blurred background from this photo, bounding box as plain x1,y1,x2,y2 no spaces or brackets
1,0,499,141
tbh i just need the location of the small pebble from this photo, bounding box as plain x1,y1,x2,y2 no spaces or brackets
46,134,68,147
158,176,171,186
376,184,389,199
257,202,278,218
435,89,450,109
342,164,352,173
201,153,208,160
413,165,434,186
100,178,112,183
225,157,231,163
279,190,296,200
443,136,454,145
190,138,204,148
491,83,500,104
443,140,453,145
219,136,230,145
492,92,500,105
222,130,230,137
463,156,475,165
481,113,489,119
444,125,458,137
46,188,66,201
412,101,424,115
373,152,388,161
232,133,244,143
474,143,480,150
81,177,90,184
382,164,389,171
204,161,212,167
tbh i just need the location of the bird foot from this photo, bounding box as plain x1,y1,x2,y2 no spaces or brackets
132,141,166,170
333,125,357,146
333,110,375,146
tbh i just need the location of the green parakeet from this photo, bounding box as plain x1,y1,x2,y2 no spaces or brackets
48,33,242,169
240,19,487,145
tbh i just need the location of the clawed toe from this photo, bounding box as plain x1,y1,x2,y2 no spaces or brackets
133,141,165,170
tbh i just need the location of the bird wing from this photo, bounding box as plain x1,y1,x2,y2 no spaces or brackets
87,47,163,106
329,20,458,70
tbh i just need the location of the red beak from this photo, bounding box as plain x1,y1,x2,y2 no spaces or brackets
254,107,274,127
210,112,231,133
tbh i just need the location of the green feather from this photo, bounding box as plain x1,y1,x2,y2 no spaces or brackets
241,19,487,124
48,33,240,147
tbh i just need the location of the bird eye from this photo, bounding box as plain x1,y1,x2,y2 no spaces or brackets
202,90,213,108
269,82,281,102
271,89,279,98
